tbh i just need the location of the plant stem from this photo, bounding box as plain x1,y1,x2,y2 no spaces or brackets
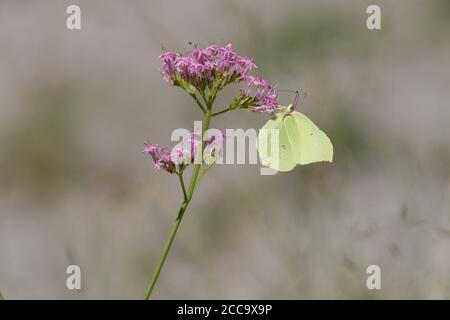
178,173,188,202
143,202,187,300
200,91,209,108
212,107,232,117
144,109,212,300
190,93,206,114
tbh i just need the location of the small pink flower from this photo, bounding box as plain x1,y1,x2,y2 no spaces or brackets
239,57,257,76
241,75,278,114
159,52,179,85
143,143,176,174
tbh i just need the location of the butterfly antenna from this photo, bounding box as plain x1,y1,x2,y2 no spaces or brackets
278,89,306,111
293,90,300,109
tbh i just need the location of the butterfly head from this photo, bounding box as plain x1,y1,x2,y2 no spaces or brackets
276,105,293,115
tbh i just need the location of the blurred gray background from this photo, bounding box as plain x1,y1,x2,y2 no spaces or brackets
0,0,449,299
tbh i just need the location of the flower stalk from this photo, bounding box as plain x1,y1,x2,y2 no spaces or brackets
143,43,278,299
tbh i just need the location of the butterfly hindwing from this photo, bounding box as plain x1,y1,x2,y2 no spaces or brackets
277,117,298,171
291,111,333,165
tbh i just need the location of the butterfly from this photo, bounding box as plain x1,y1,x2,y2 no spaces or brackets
257,92,333,172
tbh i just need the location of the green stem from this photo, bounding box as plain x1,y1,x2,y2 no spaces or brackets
200,91,209,108
212,107,232,117
178,173,188,202
144,109,212,300
143,202,187,300
190,94,206,114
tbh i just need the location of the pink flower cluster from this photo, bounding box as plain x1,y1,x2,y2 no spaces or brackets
143,131,226,174
142,143,176,174
160,43,256,89
241,75,278,114
159,43,278,114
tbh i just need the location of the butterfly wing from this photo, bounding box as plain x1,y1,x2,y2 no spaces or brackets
288,111,333,165
257,116,279,169
257,113,297,172
277,118,298,171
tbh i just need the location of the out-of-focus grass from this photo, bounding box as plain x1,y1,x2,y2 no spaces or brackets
0,80,84,197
